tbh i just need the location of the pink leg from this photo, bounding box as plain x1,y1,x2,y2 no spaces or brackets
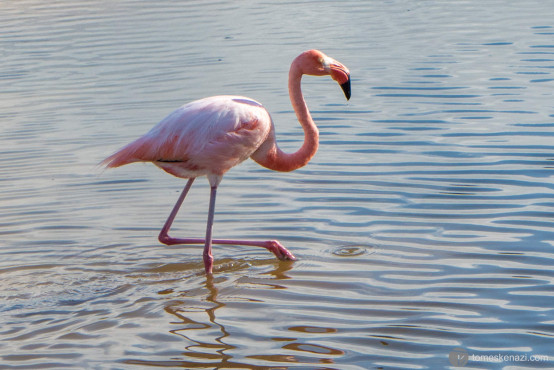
158,178,296,274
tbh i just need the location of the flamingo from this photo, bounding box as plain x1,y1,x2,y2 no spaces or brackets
102,49,351,274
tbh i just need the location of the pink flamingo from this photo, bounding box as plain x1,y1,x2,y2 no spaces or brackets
102,49,351,274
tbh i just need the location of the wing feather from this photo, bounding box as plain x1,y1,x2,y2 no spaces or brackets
102,96,272,177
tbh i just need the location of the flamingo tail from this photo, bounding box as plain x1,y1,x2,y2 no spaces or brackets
101,136,156,168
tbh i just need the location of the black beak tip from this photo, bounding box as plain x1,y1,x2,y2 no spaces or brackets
340,79,351,101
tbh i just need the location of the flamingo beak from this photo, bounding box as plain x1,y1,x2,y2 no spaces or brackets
340,78,351,101
330,62,351,100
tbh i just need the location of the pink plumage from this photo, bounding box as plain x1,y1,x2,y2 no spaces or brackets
103,50,351,274
102,96,272,179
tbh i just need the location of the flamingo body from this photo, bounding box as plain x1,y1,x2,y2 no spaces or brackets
103,50,351,274
103,96,272,182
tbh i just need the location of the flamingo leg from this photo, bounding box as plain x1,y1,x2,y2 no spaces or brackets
203,185,217,274
158,177,196,244
158,178,296,273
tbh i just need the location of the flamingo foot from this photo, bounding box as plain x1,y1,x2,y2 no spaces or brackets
262,240,297,261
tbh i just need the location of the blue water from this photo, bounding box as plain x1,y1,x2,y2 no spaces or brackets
1,0,553,368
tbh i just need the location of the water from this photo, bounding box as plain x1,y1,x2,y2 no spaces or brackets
1,0,553,368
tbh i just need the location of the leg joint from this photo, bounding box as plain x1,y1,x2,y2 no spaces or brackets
158,232,172,245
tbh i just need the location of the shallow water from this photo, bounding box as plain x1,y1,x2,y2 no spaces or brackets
1,0,553,368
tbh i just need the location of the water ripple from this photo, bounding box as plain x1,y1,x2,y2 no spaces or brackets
1,0,554,368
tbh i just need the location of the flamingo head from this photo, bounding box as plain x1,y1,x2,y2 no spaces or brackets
297,49,351,100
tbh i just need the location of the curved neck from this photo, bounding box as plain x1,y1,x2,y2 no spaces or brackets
252,59,319,172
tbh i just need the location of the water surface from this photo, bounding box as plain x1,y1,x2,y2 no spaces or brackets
1,0,553,368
